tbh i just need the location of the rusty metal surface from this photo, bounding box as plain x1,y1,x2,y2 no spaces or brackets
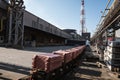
32,53,63,73
53,45,86,63
65,49,78,59
53,50,73,63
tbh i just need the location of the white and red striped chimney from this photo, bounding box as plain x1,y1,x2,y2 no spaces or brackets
80,0,86,34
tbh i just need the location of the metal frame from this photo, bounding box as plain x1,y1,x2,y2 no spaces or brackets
8,0,25,48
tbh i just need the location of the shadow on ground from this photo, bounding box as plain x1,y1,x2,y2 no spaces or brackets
0,62,31,75
0,76,12,80
62,46,102,80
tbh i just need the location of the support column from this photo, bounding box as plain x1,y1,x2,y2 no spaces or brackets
8,0,25,48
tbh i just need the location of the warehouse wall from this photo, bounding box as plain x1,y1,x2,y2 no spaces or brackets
24,27,65,47
23,10,72,39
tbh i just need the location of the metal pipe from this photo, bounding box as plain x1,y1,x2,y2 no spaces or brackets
8,8,12,45
92,0,114,40
0,17,6,32
95,14,120,39
98,0,111,27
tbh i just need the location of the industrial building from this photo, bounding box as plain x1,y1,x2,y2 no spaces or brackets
91,0,120,72
23,10,72,47
63,29,84,40
63,29,86,45
1,0,120,80
0,0,84,48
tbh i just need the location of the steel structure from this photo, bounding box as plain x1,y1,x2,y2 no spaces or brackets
91,0,120,63
8,0,25,48
80,0,86,34
91,0,120,41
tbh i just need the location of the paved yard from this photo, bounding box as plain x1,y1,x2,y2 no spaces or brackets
0,46,74,80
0,46,119,80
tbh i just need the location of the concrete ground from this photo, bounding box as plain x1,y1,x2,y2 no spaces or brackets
24,46,75,53
0,46,119,80
0,46,74,80
63,59,118,80
62,46,119,80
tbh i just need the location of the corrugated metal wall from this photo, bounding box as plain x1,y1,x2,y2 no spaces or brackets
23,10,72,39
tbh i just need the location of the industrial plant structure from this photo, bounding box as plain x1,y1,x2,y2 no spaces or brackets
0,0,84,48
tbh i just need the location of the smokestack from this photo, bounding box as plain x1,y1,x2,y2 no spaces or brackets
80,0,86,34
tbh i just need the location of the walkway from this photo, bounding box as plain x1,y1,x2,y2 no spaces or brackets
63,46,119,80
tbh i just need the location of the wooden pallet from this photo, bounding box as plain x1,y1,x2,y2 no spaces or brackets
19,75,31,80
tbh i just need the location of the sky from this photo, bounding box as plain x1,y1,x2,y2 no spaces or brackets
24,0,114,36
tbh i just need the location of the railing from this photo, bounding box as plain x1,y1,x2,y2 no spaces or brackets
92,0,120,41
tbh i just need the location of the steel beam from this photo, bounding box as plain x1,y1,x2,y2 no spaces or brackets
8,0,25,48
